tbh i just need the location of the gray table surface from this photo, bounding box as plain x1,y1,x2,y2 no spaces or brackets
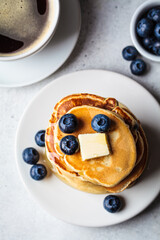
0,0,160,239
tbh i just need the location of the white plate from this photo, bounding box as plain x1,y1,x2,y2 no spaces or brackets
0,0,81,87
15,70,160,227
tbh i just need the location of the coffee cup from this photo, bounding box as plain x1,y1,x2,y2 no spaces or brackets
0,0,60,61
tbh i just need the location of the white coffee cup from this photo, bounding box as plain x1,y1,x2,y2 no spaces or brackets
0,0,60,61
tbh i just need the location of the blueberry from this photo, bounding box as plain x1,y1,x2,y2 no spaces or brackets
142,37,155,50
147,8,160,23
35,130,45,147
103,195,121,213
60,135,79,155
136,18,154,38
22,147,39,165
30,164,47,180
122,46,138,61
130,59,146,76
59,114,78,133
154,23,160,40
91,114,111,133
152,41,160,55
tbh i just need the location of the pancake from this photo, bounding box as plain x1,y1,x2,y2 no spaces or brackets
54,106,137,187
45,93,148,193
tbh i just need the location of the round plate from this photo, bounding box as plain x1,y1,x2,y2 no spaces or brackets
0,0,81,87
15,70,160,227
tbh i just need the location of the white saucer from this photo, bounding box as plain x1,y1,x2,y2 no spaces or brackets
0,0,81,88
15,70,160,227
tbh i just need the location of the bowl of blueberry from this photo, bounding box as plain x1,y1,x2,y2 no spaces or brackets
130,0,160,62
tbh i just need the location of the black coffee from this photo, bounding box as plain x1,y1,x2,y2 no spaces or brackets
0,0,49,54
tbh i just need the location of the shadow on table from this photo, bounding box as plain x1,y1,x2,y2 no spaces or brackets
135,123,160,187
59,0,97,68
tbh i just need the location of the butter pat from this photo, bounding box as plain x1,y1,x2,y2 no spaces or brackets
78,133,110,161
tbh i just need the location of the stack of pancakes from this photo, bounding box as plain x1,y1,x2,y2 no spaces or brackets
45,94,148,193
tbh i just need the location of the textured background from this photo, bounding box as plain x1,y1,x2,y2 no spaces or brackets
0,0,160,239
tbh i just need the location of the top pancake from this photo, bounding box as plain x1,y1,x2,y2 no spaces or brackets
54,105,137,187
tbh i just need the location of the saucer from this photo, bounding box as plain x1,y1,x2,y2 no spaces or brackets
15,70,160,227
0,0,81,87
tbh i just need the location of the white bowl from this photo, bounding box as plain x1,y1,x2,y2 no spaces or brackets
130,0,160,62
0,0,60,61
